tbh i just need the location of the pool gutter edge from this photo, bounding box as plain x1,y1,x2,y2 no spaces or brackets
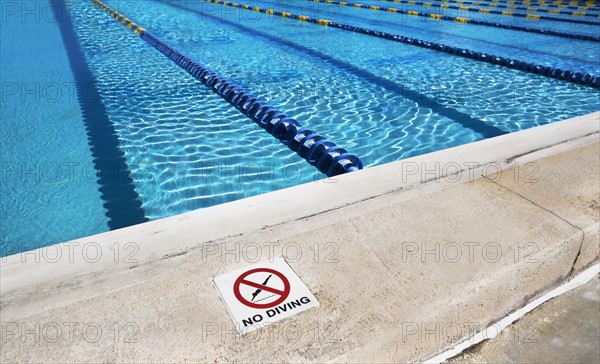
1,111,599,295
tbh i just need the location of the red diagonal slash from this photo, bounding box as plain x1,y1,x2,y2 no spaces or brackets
240,278,286,296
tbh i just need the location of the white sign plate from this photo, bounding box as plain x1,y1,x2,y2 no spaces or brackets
213,257,320,334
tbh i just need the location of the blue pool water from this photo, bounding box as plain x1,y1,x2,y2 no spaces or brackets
1,0,598,255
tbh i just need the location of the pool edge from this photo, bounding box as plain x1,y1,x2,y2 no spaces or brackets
1,111,599,294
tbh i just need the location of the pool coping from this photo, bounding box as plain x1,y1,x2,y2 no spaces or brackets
1,111,599,295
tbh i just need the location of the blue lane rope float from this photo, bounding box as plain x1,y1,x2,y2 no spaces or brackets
91,0,363,177
207,0,600,89
306,0,600,42
375,0,600,24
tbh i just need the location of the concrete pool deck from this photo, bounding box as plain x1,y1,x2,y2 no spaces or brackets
1,112,599,362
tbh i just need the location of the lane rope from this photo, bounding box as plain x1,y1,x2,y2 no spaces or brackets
375,0,600,24
455,0,600,11
91,0,364,177
306,0,600,41
483,0,599,11
423,0,600,15
207,0,600,88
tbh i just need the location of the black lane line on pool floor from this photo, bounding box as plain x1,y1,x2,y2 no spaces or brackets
51,0,148,230
91,0,363,177
305,0,600,42
206,0,600,89
161,0,508,138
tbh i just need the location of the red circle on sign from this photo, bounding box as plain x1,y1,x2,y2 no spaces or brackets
233,268,291,309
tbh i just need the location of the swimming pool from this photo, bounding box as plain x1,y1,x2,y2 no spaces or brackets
1,0,598,256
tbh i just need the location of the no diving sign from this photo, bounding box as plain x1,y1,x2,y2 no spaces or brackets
233,267,291,309
213,258,319,334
